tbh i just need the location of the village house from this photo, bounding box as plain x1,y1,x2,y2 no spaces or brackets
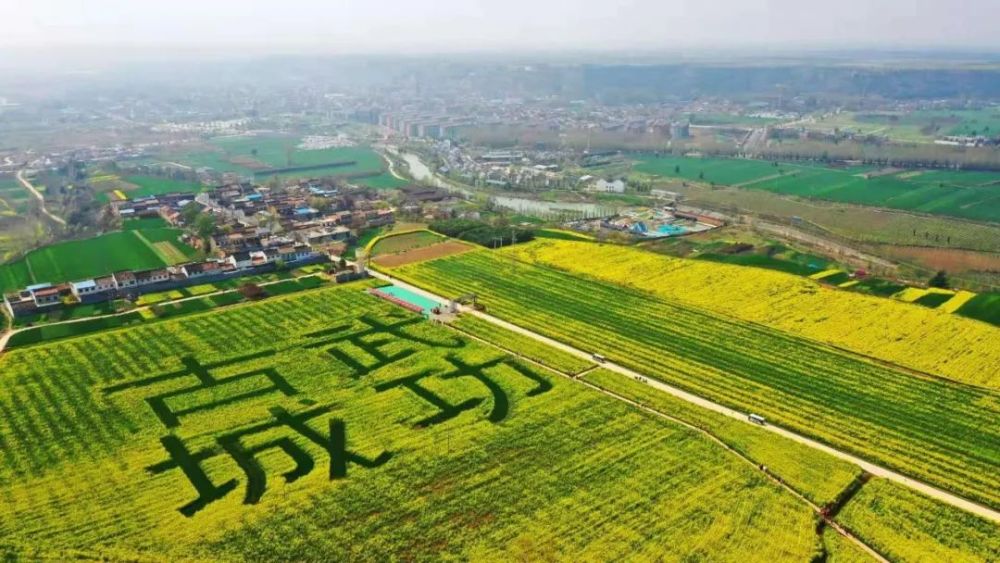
30,285,64,307
3,237,324,319
71,276,117,302
399,185,454,205
363,209,395,227
322,241,349,259
181,261,224,279
283,244,316,262
160,206,183,225
3,283,71,318
228,251,255,270
262,247,282,263
296,225,352,246
134,268,171,286
592,178,626,193
111,192,196,219
113,270,138,291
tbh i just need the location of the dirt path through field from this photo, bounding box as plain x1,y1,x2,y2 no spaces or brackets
442,304,889,561
366,267,1000,525
754,220,896,269
733,171,797,188
132,230,168,263
378,150,408,181
16,169,65,226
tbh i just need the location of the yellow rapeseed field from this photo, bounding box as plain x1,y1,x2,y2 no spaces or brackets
893,287,930,302
503,240,1000,388
808,268,842,280
941,290,978,314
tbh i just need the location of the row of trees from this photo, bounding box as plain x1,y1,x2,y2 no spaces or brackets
105,160,202,184
745,139,1000,171
462,124,1000,171
429,219,535,249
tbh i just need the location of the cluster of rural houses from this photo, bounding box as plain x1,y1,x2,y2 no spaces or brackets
112,192,195,221
3,241,325,319
111,179,395,235
4,180,398,319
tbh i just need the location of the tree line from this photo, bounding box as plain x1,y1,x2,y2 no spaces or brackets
429,219,536,249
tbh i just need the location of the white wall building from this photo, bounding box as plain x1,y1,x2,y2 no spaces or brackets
594,179,626,193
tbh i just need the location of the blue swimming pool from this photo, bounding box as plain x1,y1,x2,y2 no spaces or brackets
655,224,688,235
376,285,442,314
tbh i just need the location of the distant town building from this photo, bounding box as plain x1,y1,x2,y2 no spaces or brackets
670,122,691,139
593,178,626,193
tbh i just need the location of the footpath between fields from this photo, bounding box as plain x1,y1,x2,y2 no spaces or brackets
366,267,1000,526
16,169,66,226
441,289,888,562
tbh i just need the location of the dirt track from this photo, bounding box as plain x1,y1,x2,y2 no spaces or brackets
754,220,896,269
17,170,65,225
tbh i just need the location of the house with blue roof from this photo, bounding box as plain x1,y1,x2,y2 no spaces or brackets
294,206,320,219
70,276,117,302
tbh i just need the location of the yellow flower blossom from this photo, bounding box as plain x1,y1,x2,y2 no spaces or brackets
503,240,1000,389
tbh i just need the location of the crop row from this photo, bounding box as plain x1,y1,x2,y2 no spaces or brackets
0,282,824,560
451,315,594,375
633,154,1000,222
836,478,1000,562
582,368,861,507
503,240,1000,389
204,368,822,562
583,368,1000,560
392,250,1000,509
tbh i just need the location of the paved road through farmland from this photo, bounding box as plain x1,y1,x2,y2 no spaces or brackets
17,169,66,226
366,268,1000,525
447,305,890,562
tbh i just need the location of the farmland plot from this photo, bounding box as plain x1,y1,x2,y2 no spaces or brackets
503,240,1000,388
668,181,1000,253
634,155,1000,222
836,479,1000,562
165,137,393,181
0,225,198,293
390,250,1000,510
0,283,823,561
452,314,595,376
582,369,1000,559
582,368,861,506
369,230,445,256
124,176,204,198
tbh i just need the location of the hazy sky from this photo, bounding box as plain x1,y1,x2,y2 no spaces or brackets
2,0,998,54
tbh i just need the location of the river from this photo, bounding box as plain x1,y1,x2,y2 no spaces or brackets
399,151,616,218
489,196,616,218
